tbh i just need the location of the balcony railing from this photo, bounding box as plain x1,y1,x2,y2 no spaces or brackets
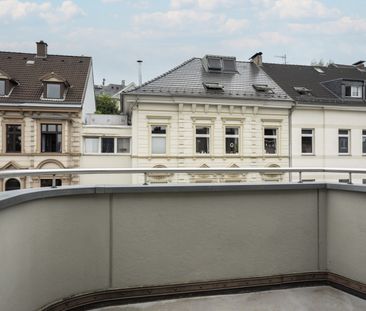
0,167,364,187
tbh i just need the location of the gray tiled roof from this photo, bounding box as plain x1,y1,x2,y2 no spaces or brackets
262,62,366,106
0,51,91,105
127,58,290,101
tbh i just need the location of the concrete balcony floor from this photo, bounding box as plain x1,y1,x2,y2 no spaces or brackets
93,287,366,311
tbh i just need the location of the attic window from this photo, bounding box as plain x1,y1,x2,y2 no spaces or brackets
222,58,237,72
252,84,274,94
0,80,5,96
40,72,69,100
314,67,324,73
207,57,222,71
203,82,224,90
47,83,61,99
345,85,362,98
294,86,312,95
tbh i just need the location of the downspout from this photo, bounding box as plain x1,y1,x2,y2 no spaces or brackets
288,102,296,182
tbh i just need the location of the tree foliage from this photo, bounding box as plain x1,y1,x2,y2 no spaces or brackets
310,59,334,67
95,94,119,115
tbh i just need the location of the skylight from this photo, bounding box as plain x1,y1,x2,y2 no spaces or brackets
294,86,312,95
314,67,324,73
203,82,224,90
252,84,274,94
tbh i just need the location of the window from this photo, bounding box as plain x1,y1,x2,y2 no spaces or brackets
151,126,166,154
301,129,314,154
6,124,21,153
0,80,5,96
40,179,62,187
102,137,114,153
339,179,350,184
196,127,210,154
84,137,99,153
225,127,239,154
345,85,362,98
117,138,130,153
46,83,61,99
264,128,277,154
363,130,366,154
84,137,130,154
5,178,20,191
338,129,350,154
41,124,62,152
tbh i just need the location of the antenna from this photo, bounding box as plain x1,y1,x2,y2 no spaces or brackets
275,54,287,64
137,60,143,86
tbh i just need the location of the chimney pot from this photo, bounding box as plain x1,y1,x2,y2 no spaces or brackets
36,40,48,58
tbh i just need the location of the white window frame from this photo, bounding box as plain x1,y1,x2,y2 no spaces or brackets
46,83,62,99
83,136,131,154
301,128,314,155
225,126,239,154
195,126,211,154
345,85,362,98
263,127,278,155
151,125,167,155
338,129,350,155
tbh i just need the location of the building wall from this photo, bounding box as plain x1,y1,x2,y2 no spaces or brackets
128,95,291,183
80,124,132,185
291,106,366,183
81,64,97,123
0,109,82,190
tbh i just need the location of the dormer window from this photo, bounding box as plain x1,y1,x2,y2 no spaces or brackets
0,80,5,96
203,55,237,73
0,69,19,97
345,85,362,98
40,72,70,100
47,83,61,99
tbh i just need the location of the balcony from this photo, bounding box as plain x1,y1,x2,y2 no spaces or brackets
0,169,365,310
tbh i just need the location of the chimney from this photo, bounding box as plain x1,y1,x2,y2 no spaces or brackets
353,60,365,70
102,78,106,86
36,40,48,58
137,60,143,86
249,52,263,66
121,80,126,88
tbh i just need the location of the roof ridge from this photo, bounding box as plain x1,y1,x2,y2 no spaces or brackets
0,51,91,59
129,57,199,92
263,62,327,68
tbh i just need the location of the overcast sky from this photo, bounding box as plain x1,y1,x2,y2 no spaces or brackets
1,0,366,85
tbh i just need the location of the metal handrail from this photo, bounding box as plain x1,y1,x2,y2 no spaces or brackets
0,167,364,186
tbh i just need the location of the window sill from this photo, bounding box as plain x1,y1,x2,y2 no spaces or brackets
84,153,131,156
301,153,315,156
338,153,351,156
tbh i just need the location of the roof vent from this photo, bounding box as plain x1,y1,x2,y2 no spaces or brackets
314,67,324,73
26,60,35,65
203,82,224,90
252,84,274,93
294,86,312,95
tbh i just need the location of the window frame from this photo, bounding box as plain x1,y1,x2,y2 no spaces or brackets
0,79,5,96
301,128,314,155
338,129,350,155
40,123,62,153
362,130,366,155
46,83,62,99
83,136,131,154
345,85,363,98
263,127,278,155
151,125,167,155
225,126,240,155
5,124,22,153
195,126,211,155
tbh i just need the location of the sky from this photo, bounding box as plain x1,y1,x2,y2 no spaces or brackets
1,0,366,86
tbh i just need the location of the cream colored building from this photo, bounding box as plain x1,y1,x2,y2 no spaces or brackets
263,60,366,184
123,55,292,183
0,41,95,190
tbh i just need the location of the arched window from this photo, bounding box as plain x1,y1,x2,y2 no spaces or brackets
5,178,21,191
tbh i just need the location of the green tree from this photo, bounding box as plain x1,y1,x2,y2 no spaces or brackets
95,94,119,114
